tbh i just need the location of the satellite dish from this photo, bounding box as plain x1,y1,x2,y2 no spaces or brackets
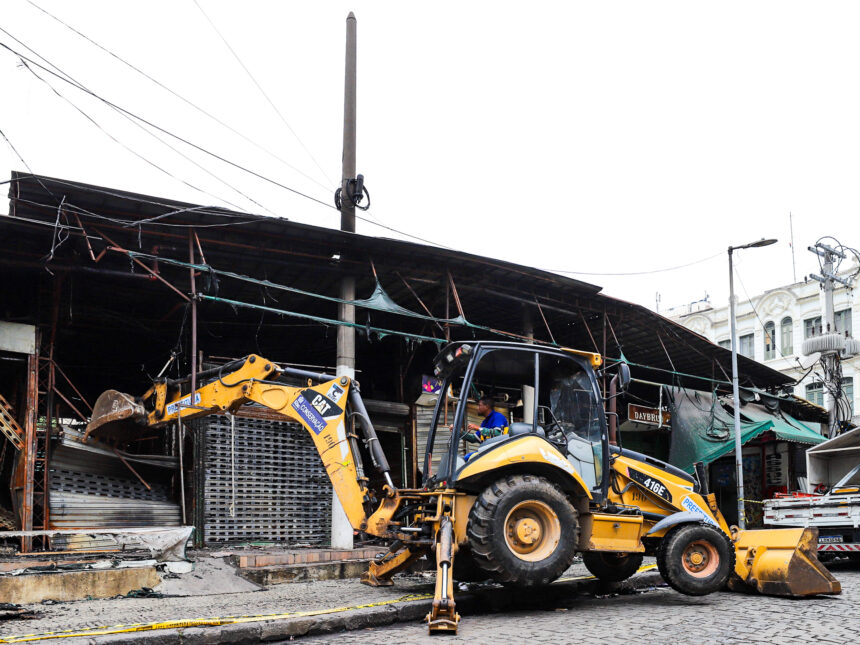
798,352,821,369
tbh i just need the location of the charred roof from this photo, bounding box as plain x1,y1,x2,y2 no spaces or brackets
2,171,809,419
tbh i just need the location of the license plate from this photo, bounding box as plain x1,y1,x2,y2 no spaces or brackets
819,536,844,543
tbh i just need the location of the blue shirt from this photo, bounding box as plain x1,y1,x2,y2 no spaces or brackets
481,411,508,435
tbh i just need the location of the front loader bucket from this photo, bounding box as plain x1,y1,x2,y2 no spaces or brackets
85,390,147,441
729,527,841,597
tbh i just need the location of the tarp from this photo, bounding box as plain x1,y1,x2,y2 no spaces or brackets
667,388,826,473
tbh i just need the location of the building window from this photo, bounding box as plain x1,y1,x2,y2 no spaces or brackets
781,317,793,355
739,334,754,359
804,316,821,339
764,321,776,360
835,309,853,336
805,382,824,408
718,339,731,349
843,377,854,419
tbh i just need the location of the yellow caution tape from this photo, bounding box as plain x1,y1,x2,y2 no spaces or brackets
0,593,433,643
0,564,658,643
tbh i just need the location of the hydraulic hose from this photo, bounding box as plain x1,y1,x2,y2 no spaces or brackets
349,387,394,487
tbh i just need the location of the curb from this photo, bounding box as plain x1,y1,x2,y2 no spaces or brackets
43,570,665,644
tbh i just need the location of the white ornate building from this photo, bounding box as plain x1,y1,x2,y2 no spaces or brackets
667,266,859,427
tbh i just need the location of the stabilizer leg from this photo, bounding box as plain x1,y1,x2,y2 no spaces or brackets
426,517,460,634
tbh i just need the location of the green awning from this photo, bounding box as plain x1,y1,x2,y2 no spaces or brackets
738,405,826,446
667,388,826,473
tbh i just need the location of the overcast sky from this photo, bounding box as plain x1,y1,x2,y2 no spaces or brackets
2,1,858,314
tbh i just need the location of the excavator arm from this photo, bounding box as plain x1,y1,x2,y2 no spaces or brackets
87,353,457,631
86,354,395,535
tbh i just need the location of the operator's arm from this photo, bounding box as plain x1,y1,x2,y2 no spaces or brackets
462,430,483,444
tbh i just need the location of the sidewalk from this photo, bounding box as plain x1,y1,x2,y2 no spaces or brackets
0,553,663,644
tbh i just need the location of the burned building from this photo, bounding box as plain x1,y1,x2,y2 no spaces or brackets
0,172,827,549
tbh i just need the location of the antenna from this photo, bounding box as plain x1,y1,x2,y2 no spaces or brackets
789,212,797,283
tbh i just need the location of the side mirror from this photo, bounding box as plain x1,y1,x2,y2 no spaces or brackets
617,363,631,393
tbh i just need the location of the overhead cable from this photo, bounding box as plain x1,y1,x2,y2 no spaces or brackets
22,60,258,215
1,37,453,249
1,28,278,216
24,0,333,195
12,197,259,229
548,251,724,277
731,265,798,371
0,36,334,211
191,0,336,189
10,175,253,220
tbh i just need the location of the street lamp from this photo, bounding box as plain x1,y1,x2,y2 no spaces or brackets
728,238,777,529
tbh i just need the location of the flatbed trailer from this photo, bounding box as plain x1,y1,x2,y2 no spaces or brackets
764,427,860,556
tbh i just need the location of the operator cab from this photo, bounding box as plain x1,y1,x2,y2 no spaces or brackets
423,342,609,499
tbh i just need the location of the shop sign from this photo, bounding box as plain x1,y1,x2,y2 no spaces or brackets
627,404,671,427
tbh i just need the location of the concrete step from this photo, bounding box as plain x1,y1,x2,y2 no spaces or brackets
0,566,160,604
237,558,374,585
230,546,384,569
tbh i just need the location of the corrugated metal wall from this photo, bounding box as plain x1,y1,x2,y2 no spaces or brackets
416,403,442,478
195,412,332,546
48,436,181,548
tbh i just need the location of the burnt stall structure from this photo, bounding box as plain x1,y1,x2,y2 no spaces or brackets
0,172,824,548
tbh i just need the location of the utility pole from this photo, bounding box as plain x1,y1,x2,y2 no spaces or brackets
806,242,852,437
332,12,358,550
819,247,837,438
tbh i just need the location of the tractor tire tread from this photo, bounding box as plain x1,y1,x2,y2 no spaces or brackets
657,523,735,596
467,474,579,587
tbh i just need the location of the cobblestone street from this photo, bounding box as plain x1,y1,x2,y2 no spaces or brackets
301,561,860,645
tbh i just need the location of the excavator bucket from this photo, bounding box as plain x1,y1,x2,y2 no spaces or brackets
85,390,147,441
729,527,841,597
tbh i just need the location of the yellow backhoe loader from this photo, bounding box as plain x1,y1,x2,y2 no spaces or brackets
86,341,839,634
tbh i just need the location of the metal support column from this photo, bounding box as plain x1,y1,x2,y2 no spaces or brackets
20,339,39,552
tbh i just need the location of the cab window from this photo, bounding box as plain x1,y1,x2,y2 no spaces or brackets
537,354,604,489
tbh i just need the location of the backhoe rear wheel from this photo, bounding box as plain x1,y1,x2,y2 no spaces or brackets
467,474,579,587
657,523,734,596
582,551,644,582
452,547,489,582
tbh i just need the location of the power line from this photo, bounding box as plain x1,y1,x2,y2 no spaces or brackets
8,31,276,217
22,59,263,215
0,34,335,212
191,0,336,189
732,263,802,372
547,251,723,277
10,199,259,229
9,174,256,220
23,0,334,196
0,127,62,203
1,26,278,215
0,31,455,249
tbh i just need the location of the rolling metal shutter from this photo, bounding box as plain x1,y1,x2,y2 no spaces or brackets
195,412,332,546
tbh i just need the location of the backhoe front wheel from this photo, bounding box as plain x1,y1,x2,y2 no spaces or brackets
657,523,734,596
467,474,579,587
583,551,644,582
